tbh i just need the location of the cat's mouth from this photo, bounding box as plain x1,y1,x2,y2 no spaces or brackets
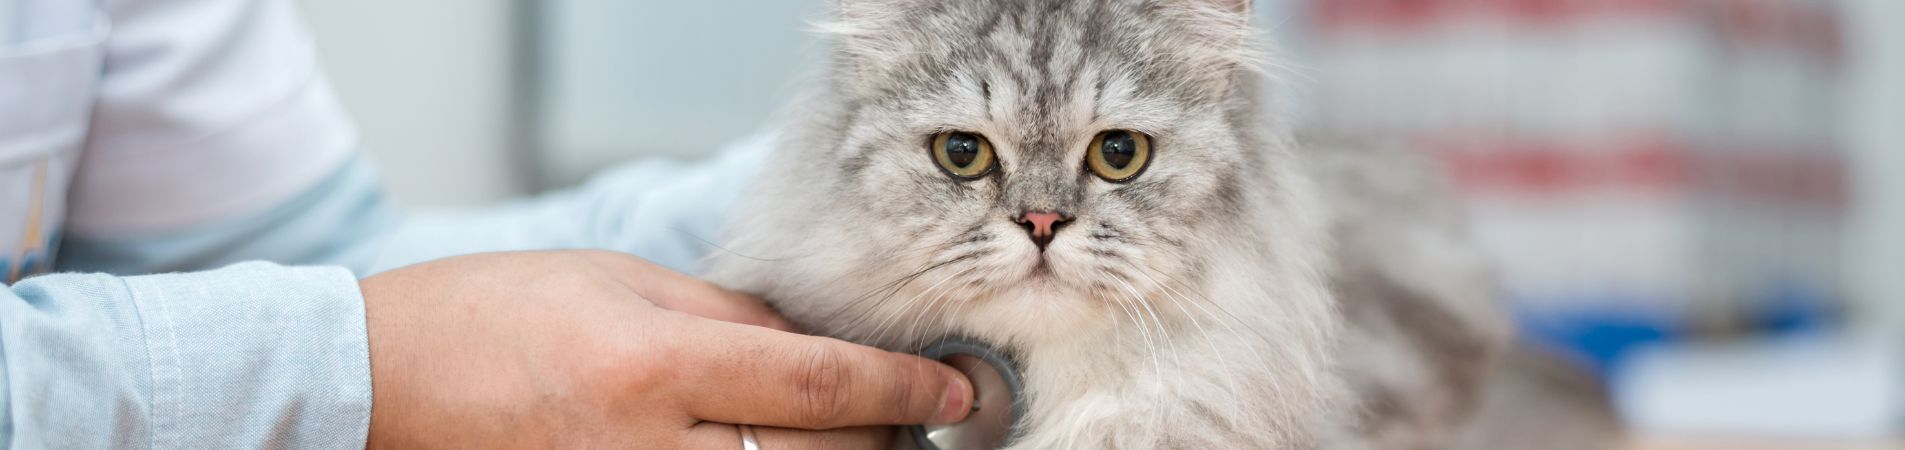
1016,255,1087,296
1028,258,1055,277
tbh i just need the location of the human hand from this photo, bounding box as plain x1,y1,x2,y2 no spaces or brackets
360,250,972,449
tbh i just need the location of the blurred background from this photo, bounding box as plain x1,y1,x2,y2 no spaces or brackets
293,0,1901,446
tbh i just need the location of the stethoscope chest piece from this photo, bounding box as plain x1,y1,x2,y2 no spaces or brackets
907,338,1026,450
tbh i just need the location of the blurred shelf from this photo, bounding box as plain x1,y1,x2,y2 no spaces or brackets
1627,437,1904,450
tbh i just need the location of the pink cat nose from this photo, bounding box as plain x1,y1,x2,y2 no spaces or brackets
1016,211,1074,251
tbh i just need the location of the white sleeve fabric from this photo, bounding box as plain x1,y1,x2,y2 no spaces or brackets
66,0,356,237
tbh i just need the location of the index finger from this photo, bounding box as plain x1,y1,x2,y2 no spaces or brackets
669,317,973,430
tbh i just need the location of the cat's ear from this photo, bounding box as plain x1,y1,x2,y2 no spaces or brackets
823,0,918,37
1208,0,1252,14
832,0,923,21
819,0,926,95
1168,0,1267,76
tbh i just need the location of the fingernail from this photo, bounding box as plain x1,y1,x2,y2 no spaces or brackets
933,371,973,424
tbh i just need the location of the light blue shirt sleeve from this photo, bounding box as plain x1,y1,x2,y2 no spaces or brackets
57,134,769,278
34,136,766,448
357,134,769,276
0,262,371,448
55,155,400,277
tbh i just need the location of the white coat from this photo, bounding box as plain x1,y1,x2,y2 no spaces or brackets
1,0,355,282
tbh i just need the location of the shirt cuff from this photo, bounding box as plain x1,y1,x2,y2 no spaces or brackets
121,262,371,449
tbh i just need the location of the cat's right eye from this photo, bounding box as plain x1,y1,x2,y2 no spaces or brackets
931,132,997,180
1087,130,1152,182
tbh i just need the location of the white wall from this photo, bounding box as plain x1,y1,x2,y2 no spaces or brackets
1843,0,1905,329
294,0,526,207
297,0,831,203
535,0,828,186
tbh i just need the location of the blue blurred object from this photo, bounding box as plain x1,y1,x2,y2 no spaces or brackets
1514,298,1682,378
1754,277,1841,336
1514,277,1843,379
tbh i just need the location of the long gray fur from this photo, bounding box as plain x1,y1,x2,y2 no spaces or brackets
702,1,1616,448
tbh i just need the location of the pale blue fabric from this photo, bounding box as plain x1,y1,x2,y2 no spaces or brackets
1,263,369,449
57,135,769,278
8,137,767,448
357,135,769,276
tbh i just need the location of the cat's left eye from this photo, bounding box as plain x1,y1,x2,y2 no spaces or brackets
1087,130,1152,182
932,131,997,180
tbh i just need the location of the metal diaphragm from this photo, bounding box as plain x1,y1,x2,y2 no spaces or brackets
906,338,1027,450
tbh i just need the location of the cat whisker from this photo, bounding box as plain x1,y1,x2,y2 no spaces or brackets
1115,235,1256,329
886,265,975,350
920,261,1009,352
1130,267,1254,421
1103,273,1174,436
1137,266,1290,414
859,260,977,348
820,220,995,330
1100,273,1165,398
1105,273,1170,371
1105,269,1179,361
819,267,930,338
818,245,989,336
860,282,943,348
673,227,812,262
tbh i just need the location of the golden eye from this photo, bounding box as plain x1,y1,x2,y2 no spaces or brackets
1087,130,1152,182
932,132,997,180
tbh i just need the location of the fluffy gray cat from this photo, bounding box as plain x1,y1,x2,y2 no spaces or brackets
704,1,1617,448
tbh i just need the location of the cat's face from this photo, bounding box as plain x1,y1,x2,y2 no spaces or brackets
709,3,1340,444
722,0,1276,348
